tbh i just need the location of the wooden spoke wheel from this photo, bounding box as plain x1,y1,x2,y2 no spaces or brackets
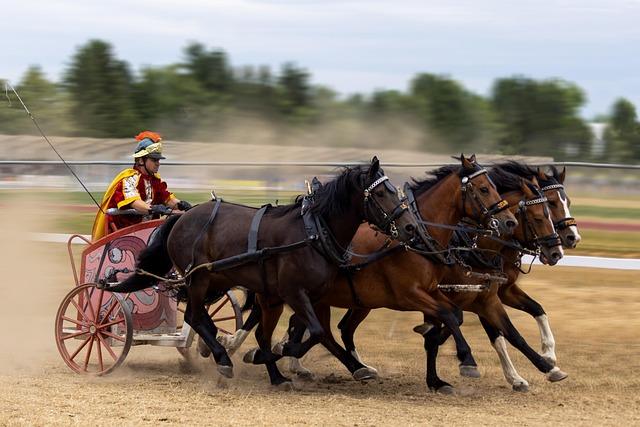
208,290,244,335
55,283,133,375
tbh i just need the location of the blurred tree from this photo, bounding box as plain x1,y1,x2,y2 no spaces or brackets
410,73,495,152
491,76,591,159
276,63,311,117
0,67,72,135
604,98,640,162
183,42,234,98
65,40,140,137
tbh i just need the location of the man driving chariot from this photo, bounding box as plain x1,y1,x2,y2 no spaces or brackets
91,131,191,240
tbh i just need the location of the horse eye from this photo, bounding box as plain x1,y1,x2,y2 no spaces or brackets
480,187,489,194
375,190,385,197
534,217,544,224
548,201,557,207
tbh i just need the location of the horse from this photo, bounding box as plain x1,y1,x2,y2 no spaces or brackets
108,157,419,385
333,164,572,392
221,154,519,391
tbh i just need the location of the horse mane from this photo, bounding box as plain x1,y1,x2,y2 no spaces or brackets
493,160,537,179
266,196,304,218
488,167,526,194
309,165,365,217
410,162,485,197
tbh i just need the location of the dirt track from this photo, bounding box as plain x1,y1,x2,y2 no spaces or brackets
1,224,639,426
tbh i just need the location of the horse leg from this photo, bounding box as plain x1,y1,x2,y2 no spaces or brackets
184,277,233,378
414,321,454,394
337,308,377,375
499,284,557,365
477,301,567,383
216,301,261,356
242,299,291,386
273,313,314,379
478,317,530,392
429,291,479,378
278,290,325,359
312,303,375,380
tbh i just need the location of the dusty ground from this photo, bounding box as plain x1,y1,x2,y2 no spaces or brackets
0,205,639,425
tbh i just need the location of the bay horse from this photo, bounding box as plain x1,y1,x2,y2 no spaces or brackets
222,155,519,390
332,165,571,392
109,157,418,383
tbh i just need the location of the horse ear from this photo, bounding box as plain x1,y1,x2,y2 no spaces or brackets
369,156,380,177
559,167,566,184
536,167,547,180
461,153,473,169
521,179,534,197
530,176,540,187
469,154,477,163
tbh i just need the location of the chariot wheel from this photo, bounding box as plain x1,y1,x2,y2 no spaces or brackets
55,283,133,375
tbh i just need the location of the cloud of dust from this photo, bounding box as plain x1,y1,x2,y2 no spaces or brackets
0,196,69,374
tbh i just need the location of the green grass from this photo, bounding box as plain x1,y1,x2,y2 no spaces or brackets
572,229,640,258
571,205,640,221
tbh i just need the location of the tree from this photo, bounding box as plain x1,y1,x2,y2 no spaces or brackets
605,98,640,162
491,76,591,158
0,66,72,135
410,73,495,151
183,43,234,97
276,63,311,117
64,40,140,137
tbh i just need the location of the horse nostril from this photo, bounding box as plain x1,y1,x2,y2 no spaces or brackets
552,251,562,261
566,235,576,242
405,224,415,233
506,219,517,230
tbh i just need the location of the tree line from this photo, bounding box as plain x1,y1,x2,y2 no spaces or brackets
1,39,638,162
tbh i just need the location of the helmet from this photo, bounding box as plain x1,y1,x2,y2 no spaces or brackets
133,131,165,159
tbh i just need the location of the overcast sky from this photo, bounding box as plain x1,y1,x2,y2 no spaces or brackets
3,0,639,118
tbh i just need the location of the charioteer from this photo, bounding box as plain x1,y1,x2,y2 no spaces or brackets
91,131,192,240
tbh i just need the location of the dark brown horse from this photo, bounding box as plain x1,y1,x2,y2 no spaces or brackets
332,165,571,392
224,155,519,389
110,157,418,384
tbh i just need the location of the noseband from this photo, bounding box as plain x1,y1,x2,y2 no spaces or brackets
363,174,409,238
540,183,578,231
461,169,509,231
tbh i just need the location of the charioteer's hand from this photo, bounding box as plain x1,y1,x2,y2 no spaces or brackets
149,205,173,216
176,200,192,211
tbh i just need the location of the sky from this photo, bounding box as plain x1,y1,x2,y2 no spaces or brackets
2,0,639,118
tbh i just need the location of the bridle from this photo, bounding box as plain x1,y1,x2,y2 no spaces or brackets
363,172,409,239
540,183,578,231
517,193,561,250
461,168,510,232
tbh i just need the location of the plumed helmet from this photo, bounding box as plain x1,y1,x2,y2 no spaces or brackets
133,131,165,159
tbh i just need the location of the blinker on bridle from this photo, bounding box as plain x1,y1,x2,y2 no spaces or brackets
461,168,509,232
364,174,409,239
517,194,561,248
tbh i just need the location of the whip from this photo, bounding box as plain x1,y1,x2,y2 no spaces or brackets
4,81,104,212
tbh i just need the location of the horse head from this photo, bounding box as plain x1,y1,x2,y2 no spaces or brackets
458,154,518,235
360,156,417,242
537,166,581,249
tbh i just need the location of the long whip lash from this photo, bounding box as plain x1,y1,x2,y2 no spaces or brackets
4,81,104,212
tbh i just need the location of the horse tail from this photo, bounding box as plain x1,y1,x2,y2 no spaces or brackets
107,215,180,293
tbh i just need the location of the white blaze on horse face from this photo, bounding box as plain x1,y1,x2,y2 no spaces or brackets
492,336,529,388
535,314,557,365
557,189,581,244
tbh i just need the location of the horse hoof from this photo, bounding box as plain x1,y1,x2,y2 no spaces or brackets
512,383,529,392
273,380,295,391
353,367,378,381
242,348,259,364
459,365,481,378
430,385,455,395
546,367,568,382
272,342,284,356
296,370,314,381
197,338,211,358
217,365,234,379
